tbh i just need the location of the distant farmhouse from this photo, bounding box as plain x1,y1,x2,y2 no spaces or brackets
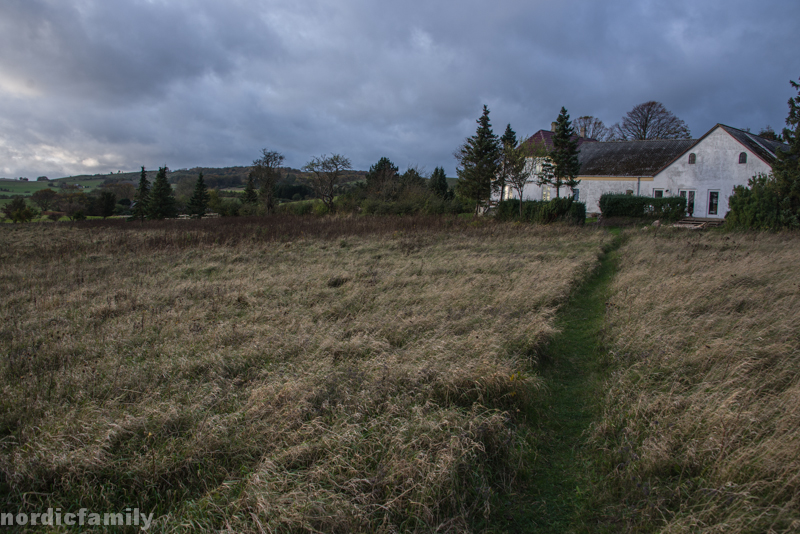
508,124,790,218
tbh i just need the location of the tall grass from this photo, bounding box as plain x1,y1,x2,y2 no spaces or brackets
0,216,607,532
590,230,800,532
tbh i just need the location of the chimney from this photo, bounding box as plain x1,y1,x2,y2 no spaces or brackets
551,122,557,132
580,126,586,138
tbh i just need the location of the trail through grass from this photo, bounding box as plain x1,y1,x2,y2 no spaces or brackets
487,229,622,533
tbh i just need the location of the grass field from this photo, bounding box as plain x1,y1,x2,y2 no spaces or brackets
3,219,797,532
589,230,800,532
0,217,608,532
0,180,50,197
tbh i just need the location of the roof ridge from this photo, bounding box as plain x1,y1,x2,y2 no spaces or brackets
720,123,787,146
744,131,776,157
584,138,695,144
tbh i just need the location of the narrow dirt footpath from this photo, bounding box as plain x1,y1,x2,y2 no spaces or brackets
488,231,623,533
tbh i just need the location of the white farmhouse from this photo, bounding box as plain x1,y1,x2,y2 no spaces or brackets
506,124,789,219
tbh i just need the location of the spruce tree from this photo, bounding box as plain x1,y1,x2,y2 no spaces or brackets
428,167,450,198
146,166,177,219
455,105,501,214
550,107,581,198
496,124,518,201
243,173,258,204
773,77,800,224
132,166,150,222
98,191,117,218
187,172,210,218
728,77,800,229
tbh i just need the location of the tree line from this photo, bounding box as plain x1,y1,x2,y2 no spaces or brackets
453,105,582,217
10,92,791,225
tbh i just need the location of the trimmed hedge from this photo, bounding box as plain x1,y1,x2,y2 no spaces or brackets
598,194,686,221
496,198,586,225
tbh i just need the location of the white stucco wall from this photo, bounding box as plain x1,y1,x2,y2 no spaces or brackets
573,178,643,214
501,158,583,204
500,157,642,215
651,127,773,218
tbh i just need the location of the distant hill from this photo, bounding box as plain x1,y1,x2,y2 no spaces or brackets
48,166,368,192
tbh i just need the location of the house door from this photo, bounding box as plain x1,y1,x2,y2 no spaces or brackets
707,191,719,217
679,190,696,217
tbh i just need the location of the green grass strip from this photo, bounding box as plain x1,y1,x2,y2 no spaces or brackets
485,229,623,533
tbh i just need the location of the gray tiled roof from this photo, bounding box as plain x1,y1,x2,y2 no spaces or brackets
718,125,790,163
577,139,695,177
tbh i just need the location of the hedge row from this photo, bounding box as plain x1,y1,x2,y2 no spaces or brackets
598,194,686,221
495,198,586,225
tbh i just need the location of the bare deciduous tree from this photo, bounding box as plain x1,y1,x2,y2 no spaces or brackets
504,144,531,218
573,116,612,140
613,101,691,140
302,153,351,210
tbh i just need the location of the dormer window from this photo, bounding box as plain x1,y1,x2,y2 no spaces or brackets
688,153,696,164
739,152,747,164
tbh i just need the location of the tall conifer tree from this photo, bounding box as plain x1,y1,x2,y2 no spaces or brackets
187,172,210,218
132,166,150,222
428,167,450,199
496,124,518,201
146,166,177,219
242,173,258,204
550,107,581,197
773,77,800,221
455,105,500,214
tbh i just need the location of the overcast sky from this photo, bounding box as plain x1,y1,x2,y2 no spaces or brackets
1,0,798,179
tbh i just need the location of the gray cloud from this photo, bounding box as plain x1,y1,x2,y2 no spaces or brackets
0,0,798,178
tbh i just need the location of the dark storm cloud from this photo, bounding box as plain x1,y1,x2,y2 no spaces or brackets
0,0,797,178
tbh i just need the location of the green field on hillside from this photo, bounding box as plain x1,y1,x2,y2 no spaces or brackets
0,179,51,195
0,177,106,197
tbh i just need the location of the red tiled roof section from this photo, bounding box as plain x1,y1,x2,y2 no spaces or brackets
520,130,599,152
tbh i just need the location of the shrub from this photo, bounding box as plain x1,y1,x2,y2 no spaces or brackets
1,196,39,223
598,193,686,221
727,172,799,229
496,198,585,225
312,201,329,216
276,201,314,215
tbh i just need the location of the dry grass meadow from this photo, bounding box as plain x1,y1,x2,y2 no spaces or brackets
591,230,800,533
0,217,608,532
